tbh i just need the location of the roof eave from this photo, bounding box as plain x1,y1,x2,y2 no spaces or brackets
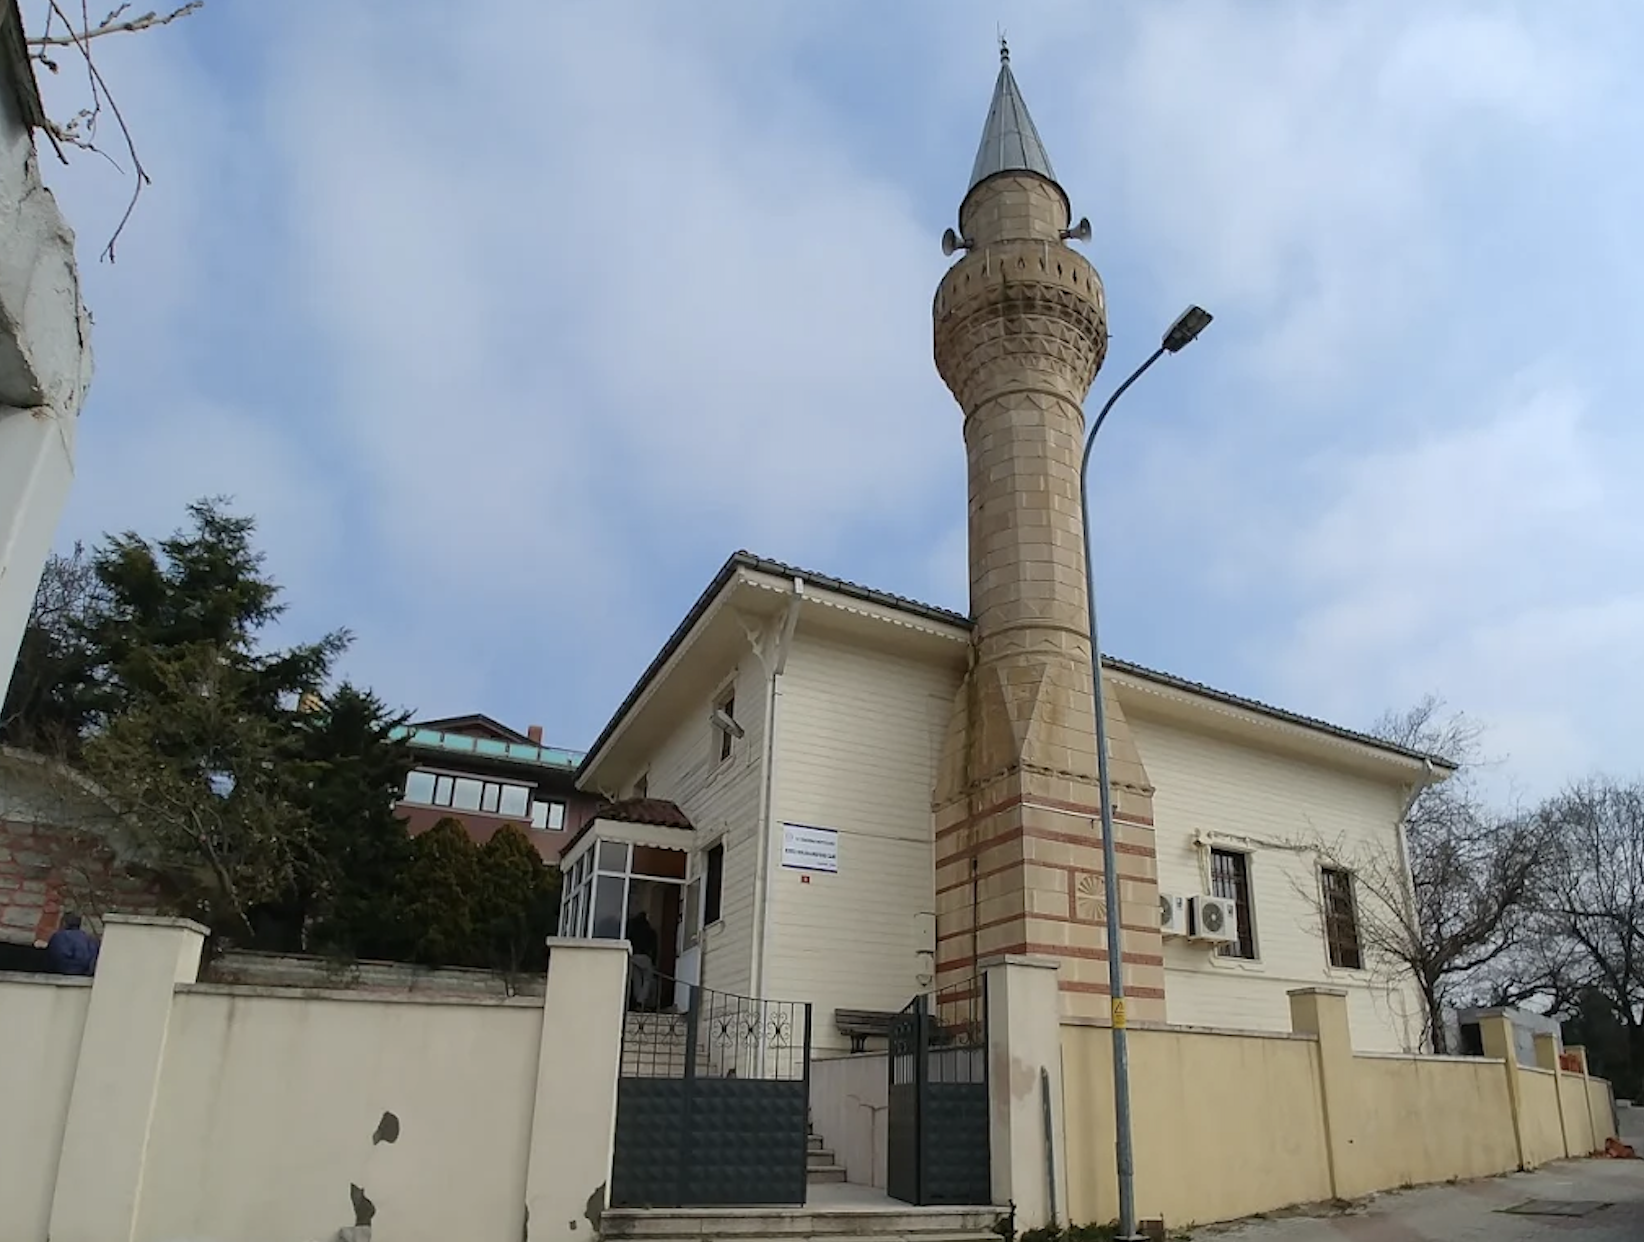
1,0,48,133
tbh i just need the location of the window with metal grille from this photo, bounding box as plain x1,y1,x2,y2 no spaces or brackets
1321,867,1363,969
1209,848,1257,960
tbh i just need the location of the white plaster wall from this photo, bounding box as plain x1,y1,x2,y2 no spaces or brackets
626,654,767,997
764,629,960,1049
808,1052,889,1189
0,976,89,1242
0,59,92,695
134,988,545,1242
1128,712,1425,1052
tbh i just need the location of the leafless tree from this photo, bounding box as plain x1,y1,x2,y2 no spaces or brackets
1293,697,1555,1053
24,3,206,260
1533,779,1644,1092
1,542,102,750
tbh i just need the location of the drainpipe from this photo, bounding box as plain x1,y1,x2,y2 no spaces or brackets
1395,757,1433,1048
750,577,804,1003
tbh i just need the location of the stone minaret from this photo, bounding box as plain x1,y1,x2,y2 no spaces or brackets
931,46,1164,1022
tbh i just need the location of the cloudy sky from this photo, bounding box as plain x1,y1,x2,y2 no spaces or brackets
27,0,1644,801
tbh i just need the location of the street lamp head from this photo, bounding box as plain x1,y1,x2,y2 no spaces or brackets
1161,305,1213,353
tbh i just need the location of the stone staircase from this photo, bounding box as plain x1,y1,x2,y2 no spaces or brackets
806,1125,846,1186
598,1200,1003,1241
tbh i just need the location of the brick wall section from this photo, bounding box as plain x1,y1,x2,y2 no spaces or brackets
0,817,167,946
931,170,1165,1022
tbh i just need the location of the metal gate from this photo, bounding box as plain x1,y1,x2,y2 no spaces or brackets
886,976,991,1206
610,976,812,1208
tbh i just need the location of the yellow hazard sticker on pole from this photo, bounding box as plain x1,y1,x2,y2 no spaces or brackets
1112,998,1127,1028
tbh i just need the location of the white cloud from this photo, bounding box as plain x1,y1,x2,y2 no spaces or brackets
1261,376,1644,797
1079,2,1594,394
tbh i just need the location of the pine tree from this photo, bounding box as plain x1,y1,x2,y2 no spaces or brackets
54,498,350,941
271,683,415,957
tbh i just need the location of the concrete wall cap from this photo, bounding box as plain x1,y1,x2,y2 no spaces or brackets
103,913,210,936
544,937,631,953
980,953,1061,973
1286,985,1349,999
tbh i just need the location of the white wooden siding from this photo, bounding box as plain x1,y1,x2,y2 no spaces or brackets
763,629,962,1051
1129,712,1425,1052
636,656,768,998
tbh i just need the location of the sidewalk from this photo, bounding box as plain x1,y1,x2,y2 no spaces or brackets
1201,1157,1643,1241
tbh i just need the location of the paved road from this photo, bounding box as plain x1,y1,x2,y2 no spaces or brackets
1201,1157,1643,1241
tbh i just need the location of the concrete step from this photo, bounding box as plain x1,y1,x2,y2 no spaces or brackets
807,1133,824,1151
805,1148,835,1168
805,1164,847,1185
599,1205,1001,1240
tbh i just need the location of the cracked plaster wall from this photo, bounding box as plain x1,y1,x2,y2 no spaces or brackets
0,54,94,700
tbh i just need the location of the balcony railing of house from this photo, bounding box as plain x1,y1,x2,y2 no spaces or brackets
391,726,585,773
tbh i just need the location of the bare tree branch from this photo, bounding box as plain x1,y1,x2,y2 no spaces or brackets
27,2,200,47
24,1,206,260
1286,696,1554,1053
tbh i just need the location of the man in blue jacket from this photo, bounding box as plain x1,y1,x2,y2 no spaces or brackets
46,912,99,976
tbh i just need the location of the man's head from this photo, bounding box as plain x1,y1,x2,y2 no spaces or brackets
61,913,83,931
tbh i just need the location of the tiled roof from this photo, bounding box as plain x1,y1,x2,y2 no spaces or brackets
578,551,1456,777
593,798,694,830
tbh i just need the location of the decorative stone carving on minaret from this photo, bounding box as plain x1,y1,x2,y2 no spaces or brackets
930,43,1165,1022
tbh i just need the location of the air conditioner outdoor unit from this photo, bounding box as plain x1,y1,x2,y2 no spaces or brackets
1190,895,1238,946
1158,893,1188,938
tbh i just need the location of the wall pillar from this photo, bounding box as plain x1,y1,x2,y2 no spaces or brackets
525,938,630,1239
1567,1045,1601,1151
983,953,1067,1230
1533,1030,1571,1159
1287,987,1362,1200
1478,1012,1528,1170
46,914,206,1242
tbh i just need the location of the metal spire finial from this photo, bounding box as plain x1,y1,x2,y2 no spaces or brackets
965,34,1057,194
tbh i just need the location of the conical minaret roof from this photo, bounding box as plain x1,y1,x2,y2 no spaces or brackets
967,42,1058,193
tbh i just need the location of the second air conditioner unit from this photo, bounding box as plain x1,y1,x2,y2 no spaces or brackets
1159,893,1188,938
1190,895,1238,946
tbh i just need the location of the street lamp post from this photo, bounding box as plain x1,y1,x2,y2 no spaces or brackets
1082,304,1212,1241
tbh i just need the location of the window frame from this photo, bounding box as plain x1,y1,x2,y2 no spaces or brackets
400,768,537,821
1320,866,1364,970
713,685,736,765
702,840,725,927
1208,847,1258,961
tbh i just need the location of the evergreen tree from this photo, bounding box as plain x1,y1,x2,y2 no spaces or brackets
81,645,311,939
262,683,416,957
76,497,348,724
52,498,349,941
473,824,561,973
400,818,482,966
